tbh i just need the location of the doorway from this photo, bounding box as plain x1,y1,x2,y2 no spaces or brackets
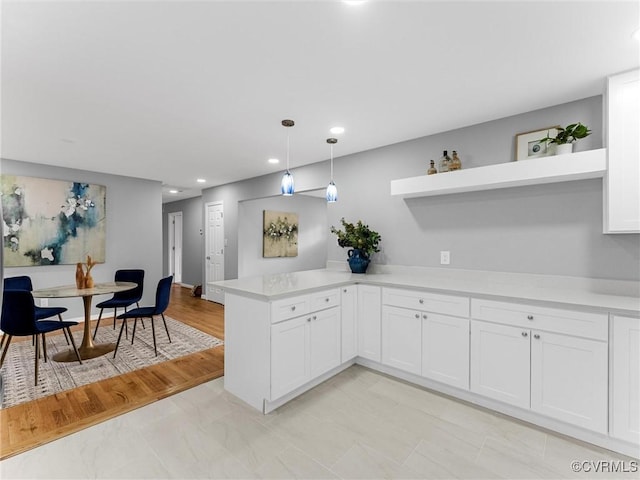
205,202,225,304
168,211,183,284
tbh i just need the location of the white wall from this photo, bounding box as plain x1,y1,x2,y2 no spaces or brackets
1,158,163,320
203,96,640,281
238,194,328,278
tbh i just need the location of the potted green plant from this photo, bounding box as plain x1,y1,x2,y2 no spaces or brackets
330,217,381,274
540,122,591,155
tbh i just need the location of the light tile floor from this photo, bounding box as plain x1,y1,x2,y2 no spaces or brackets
1,365,637,479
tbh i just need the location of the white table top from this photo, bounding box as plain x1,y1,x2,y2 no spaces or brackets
211,267,640,314
32,281,137,298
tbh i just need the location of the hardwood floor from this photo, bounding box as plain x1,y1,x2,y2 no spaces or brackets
0,285,224,460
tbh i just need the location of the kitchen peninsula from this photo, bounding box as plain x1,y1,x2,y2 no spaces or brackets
212,266,640,458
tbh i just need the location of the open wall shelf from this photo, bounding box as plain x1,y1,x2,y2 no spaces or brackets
390,149,606,198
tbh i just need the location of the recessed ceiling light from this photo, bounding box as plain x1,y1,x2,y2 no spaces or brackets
330,126,345,134
268,158,280,164
169,189,178,194
343,0,367,5
196,178,206,183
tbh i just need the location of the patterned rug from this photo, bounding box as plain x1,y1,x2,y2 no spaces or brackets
0,316,223,409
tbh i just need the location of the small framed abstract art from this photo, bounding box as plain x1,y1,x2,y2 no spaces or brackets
1,175,106,266
263,210,298,258
516,126,560,160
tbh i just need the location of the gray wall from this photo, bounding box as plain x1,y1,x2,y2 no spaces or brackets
203,95,640,281
1,158,163,319
162,196,204,287
238,194,328,278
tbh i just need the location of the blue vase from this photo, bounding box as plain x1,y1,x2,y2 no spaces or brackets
348,249,370,274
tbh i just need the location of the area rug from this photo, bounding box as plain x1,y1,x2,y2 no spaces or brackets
0,316,223,409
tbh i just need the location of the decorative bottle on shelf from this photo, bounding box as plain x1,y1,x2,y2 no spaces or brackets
450,150,462,171
427,160,437,175
439,150,451,173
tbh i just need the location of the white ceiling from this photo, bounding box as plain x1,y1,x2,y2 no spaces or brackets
2,1,639,202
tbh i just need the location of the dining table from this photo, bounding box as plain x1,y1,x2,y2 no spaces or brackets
32,281,137,362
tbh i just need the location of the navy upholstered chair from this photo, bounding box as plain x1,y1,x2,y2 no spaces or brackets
1,290,82,385
92,269,145,340
3,275,70,345
113,276,173,357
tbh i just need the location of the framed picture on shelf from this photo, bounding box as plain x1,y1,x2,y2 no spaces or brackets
515,126,560,160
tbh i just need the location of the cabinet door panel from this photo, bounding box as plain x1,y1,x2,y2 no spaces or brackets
531,331,607,433
341,286,358,362
422,313,469,389
358,285,382,361
606,68,640,233
612,316,640,443
470,321,530,409
310,307,342,378
271,316,310,399
382,306,422,375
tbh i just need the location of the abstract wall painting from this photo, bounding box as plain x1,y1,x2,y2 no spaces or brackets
263,210,298,258
1,175,106,266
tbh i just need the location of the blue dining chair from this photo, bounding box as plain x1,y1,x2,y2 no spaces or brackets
92,269,145,340
1,290,82,385
2,275,70,345
113,276,173,357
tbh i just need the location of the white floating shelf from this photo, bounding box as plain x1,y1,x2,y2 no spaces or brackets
390,149,607,198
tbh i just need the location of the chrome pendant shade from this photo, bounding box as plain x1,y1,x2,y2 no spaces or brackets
326,138,338,203
280,119,295,196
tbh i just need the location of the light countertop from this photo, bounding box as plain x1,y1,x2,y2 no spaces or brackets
210,267,640,314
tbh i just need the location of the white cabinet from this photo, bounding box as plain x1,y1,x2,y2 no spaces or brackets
341,285,358,362
422,313,469,390
470,299,609,433
358,285,382,361
470,320,531,409
271,315,310,399
271,306,341,400
382,287,470,386
310,307,342,378
612,315,640,444
605,68,640,233
382,305,422,375
531,331,608,433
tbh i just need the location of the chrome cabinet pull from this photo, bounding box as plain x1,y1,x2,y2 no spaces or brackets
527,315,534,320
291,306,296,311
419,299,424,304
325,298,330,302
522,331,528,337
415,313,420,319
422,314,428,319
534,334,540,339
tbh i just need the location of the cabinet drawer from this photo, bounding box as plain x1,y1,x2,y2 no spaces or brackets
471,298,608,341
310,288,340,312
383,287,469,318
271,295,309,323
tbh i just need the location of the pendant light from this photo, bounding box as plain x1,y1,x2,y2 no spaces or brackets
326,138,338,203
280,119,295,196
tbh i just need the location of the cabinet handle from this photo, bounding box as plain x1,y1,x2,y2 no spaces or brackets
415,313,420,319
291,306,296,311
422,314,428,319
325,298,330,302
343,289,347,293
307,317,311,322
527,315,534,320
534,334,540,339
313,315,317,320
522,331,528,337
419,299,424,304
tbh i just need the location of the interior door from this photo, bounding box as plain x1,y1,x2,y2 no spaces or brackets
168,212,183,283
205,202,225,304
